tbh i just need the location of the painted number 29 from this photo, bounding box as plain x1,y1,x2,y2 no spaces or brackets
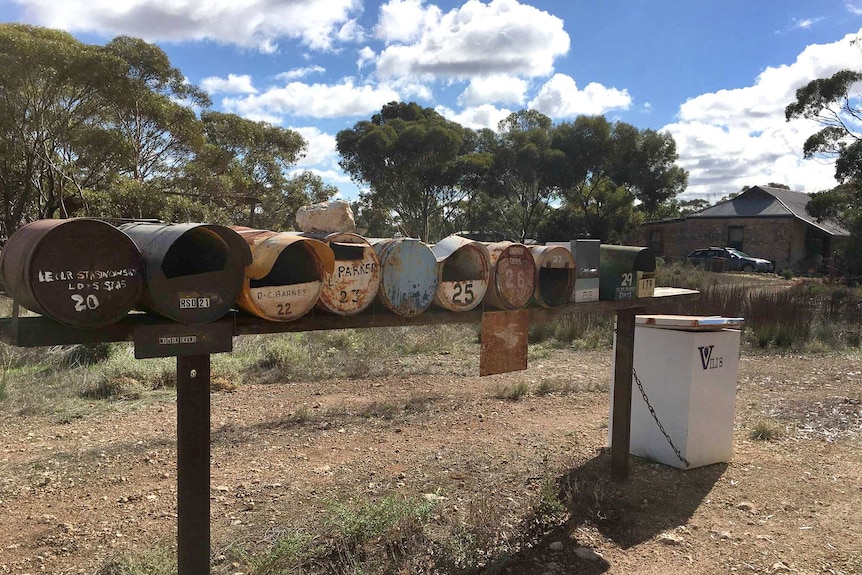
452,281,475,305
620,272,633,287
71,294,99,312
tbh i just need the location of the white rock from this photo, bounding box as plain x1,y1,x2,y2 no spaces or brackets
574,547,602,560
549,541,564,551
296,200,355,233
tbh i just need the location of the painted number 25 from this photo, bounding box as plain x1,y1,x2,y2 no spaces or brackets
452,281,475,305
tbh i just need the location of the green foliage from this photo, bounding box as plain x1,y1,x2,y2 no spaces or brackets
493,381,530,401
750,420,783,441
337,101,474,241
95,544,176,575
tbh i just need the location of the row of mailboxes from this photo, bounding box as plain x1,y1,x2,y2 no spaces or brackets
0,219,657,328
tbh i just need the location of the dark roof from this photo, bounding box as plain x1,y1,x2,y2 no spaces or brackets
684,186,850,237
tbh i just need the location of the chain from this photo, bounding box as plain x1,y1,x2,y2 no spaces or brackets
632,367,690,468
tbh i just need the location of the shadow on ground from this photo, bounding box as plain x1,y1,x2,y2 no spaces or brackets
478,449,725,574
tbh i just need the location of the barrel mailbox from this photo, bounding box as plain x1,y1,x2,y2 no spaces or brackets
370,238,438,317
233,228,334,322
298,232,380,316
119,222,252,323
528,245,575,307
483,242,536,310
599,245,656,301
431,235,490,312
574,239,600,302
0,218,145,328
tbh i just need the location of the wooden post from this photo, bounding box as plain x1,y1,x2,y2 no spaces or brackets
176,355,211,574
610,308,641,481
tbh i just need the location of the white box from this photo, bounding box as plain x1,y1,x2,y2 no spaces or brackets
610,323,741,469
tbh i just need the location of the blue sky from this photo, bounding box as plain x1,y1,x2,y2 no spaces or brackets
3,0,862,203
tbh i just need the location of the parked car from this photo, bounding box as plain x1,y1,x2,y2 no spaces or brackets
687,247,774,273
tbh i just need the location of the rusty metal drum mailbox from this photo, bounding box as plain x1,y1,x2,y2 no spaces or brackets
370,238,438,317
483,242,536,310
119,222,252,324
233,228,334,322
574,239,600,302
0,218,145,328
599,245,656,301
528,245,575,307
300,232,380,316
431,235,490,312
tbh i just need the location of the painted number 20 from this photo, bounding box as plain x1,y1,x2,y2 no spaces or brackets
71,294,99,312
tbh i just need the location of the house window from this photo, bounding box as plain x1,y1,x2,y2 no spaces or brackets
727,226,744,250
648,229,663,255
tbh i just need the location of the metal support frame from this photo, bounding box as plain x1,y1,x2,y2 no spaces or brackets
177,355,211,574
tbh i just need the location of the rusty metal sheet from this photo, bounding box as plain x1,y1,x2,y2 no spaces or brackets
371,238,438,317
480,309,529,376
0,219,145,328
484,242,536,310
529,245,575,308
431,235,490,312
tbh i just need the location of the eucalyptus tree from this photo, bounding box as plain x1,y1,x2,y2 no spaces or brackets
336,101,474,242
480,110,565,243
786,69,862,273
548,115,687,240
0,24,131,235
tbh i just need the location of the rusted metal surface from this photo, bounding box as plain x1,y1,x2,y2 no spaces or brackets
297,232,380,316
528,245,575,308
0,219,145,328
483,242,536,310
479,309,529,376
120,223,252,324
370,238,438,317
573,239,600,303
232,227,334,322
599,245,656,301
431,235,490,312
133,322,233,359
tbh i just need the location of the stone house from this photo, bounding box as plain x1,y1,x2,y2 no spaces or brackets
638,185,850,271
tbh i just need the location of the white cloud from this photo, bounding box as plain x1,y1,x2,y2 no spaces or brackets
458,75,527,106
200,73,257,95
790,17,823,31
289,126,339,169
376,0,441,43
357,46,376,70
846,2,862,16
528,74,632,117
12,0,363,52
375,0,569,80
222,78,401,120
277,66,326,81
667,30,862,200
436,103,512,131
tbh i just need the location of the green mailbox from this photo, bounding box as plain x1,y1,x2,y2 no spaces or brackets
599,245,656,300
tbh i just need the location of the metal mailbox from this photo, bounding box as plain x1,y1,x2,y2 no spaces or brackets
574,239,600,303
299,232,380,316
528,244,575,307
483,242,536,310
431,235,490,312
599,245,656,301
370,238,438,317
233,228,334,322
0,218,145,328
119,222,252,323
